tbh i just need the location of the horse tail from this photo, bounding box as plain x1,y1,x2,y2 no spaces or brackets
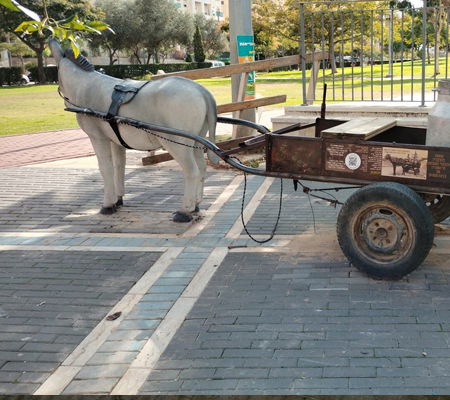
203,88,220,165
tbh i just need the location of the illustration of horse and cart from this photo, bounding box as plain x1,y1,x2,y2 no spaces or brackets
49,39,450,280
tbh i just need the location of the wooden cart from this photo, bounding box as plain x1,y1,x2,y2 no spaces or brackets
67,105,450,279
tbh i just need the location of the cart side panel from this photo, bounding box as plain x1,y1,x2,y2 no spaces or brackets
266,135,323,175
267,134,450,194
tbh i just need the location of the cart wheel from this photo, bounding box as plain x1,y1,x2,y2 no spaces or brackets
337,182,434,280
419,193,450,224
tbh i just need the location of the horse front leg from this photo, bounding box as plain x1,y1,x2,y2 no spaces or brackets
111,141,126,208
88,135,118,215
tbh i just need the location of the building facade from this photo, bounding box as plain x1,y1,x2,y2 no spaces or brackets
174,0,228,21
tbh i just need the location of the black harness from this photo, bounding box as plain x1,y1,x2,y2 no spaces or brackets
105,81,151,149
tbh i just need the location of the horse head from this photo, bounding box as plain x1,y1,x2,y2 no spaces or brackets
48,38,95,71
48,38,101,108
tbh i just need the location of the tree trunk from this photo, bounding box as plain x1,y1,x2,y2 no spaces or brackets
13,33,46,82
36,41,47,84
434,6,444,76
108,48,117,66
133,49,142,64
328,35,337,73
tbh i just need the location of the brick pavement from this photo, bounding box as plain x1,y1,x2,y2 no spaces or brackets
139,251,450,395
0,250,161,394
1,147,450,394
0,130,94,168
0,167,233,234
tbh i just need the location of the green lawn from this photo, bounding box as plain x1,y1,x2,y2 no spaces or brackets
0,85,78,136
1,58,448,136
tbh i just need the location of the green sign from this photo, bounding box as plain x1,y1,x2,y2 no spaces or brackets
237,35,255,99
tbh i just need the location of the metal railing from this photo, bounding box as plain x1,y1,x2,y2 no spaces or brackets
299,1,450,105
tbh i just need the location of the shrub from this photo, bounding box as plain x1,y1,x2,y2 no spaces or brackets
0,67,23,86
93,62,212,79
193,25,206,63
25,62,212,83
28,66,58,83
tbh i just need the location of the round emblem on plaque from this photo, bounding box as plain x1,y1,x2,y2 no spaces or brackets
345,152,361,170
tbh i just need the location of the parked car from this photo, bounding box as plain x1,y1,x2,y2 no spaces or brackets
210,60,225,68
20,73,30,85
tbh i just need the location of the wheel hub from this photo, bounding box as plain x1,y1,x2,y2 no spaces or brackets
362,211,404,253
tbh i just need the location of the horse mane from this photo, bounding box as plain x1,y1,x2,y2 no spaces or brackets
64,48,95,72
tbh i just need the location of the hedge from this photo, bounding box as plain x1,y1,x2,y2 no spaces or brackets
97,62,212,79
28,66,58,83
26,62,212,83
0,67,23,86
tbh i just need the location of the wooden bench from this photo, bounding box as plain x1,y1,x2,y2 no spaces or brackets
321,117,397,140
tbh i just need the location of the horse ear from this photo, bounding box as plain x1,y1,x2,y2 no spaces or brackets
48,39,63,65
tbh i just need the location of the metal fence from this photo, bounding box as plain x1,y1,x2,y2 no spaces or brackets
299,2,450,105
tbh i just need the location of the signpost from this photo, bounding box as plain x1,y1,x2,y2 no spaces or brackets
229,0,256,138
236,34,255,100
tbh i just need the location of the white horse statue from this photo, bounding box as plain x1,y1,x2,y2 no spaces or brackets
49,39,218,222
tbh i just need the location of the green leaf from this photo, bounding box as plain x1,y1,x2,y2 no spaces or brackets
68,35,80,58
52,26,67,40
65,15,86,30
14,20,41,33
86,21,110,31
0,0,20,12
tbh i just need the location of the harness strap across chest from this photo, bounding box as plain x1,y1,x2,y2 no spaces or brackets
106,81,150,149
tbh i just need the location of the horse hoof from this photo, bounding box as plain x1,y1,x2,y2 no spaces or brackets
115,197,123,207
100,205,117,215
173,211,193,223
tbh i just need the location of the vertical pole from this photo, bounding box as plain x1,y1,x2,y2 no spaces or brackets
229,0,256,137
386,11,393,78
300,3,308,106
421,0,427,106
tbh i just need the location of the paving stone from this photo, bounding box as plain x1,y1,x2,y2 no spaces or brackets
63,378,119,394
86,351,138,365
147,369,180,381
269,367,322,378
0,382,40,394
178,368,216,379
97,340,146,353
75,365,129,379
181,378,238,390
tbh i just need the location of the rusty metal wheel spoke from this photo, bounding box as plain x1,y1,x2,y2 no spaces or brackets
355,206,413,265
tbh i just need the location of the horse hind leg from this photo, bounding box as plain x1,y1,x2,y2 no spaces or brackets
193,146,207,212
163,142,200,222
